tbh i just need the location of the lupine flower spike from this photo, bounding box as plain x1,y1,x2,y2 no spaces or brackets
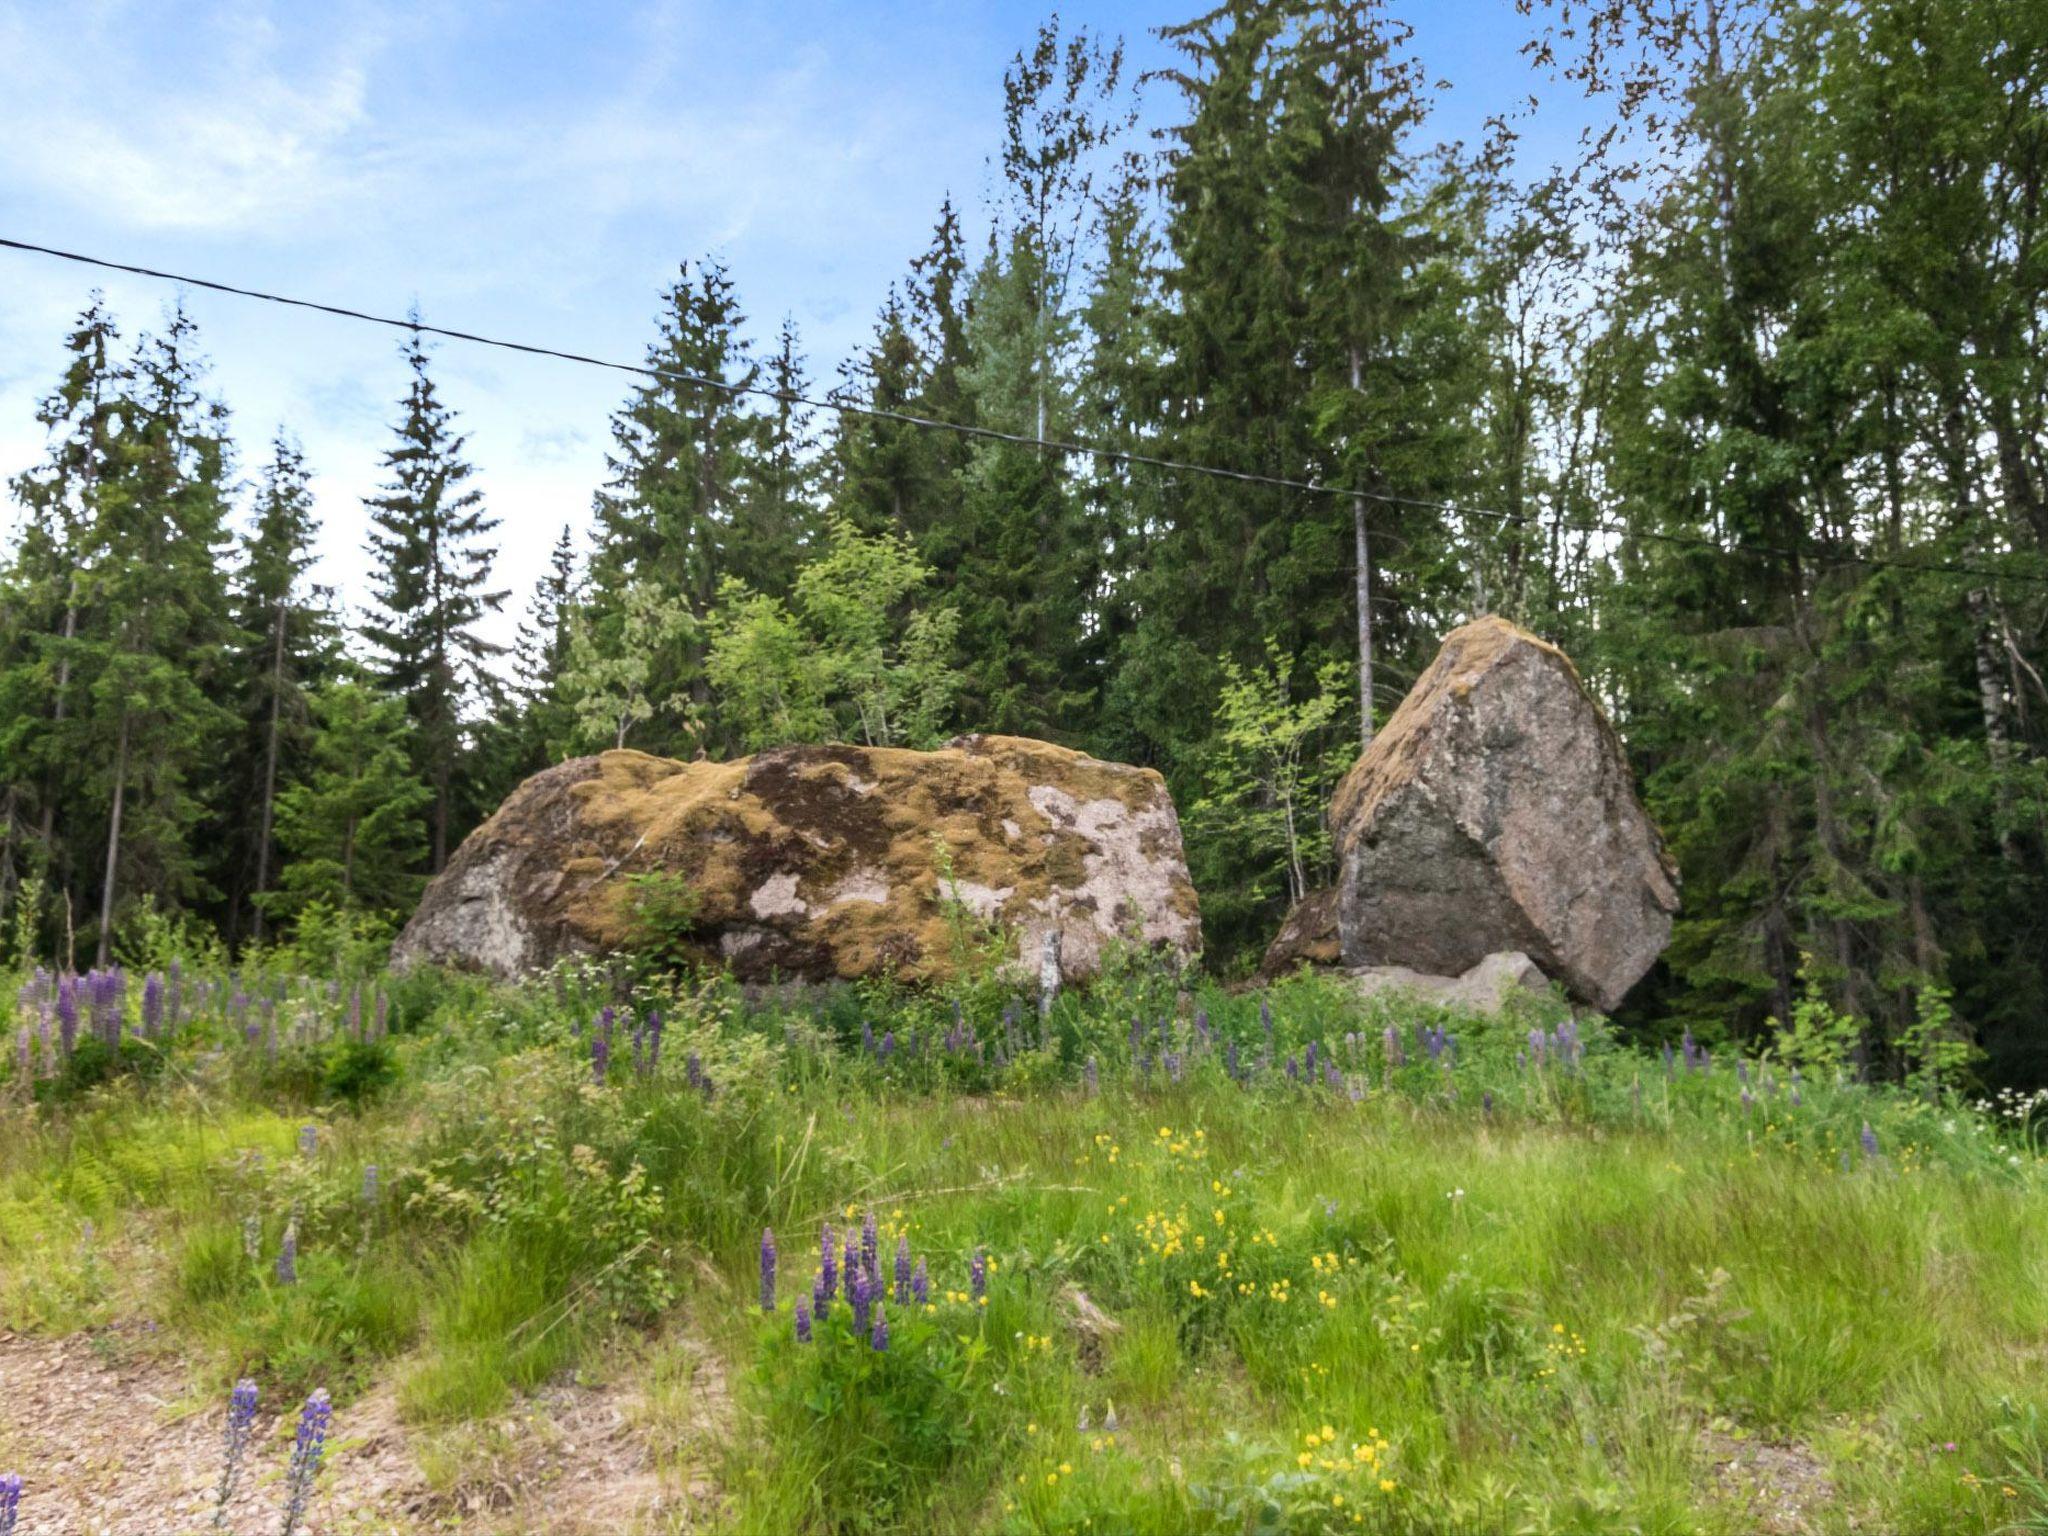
276,1222,299,1285
0,1471,21,1536
213,1378,258,1525
895,1234,912,1305
1861,1122,1880,1160
970,1246,987,1303
760,1228,777,1311
794,1297,812,1343
871,1302,889,1351
279,1389,332,1536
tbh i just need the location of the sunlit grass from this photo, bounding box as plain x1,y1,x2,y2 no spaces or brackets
2,961,2045,1533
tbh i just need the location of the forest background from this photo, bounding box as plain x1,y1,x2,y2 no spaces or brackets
2,0,2044,1088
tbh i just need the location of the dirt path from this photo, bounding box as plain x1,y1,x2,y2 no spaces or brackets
0,1326,726,1534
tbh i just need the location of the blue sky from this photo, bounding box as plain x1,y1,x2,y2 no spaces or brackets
0,1,1593,650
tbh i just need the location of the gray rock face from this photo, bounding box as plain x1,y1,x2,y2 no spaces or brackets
1345,951,1549,1015
1258,887,1341,978
1334,617,1679,1012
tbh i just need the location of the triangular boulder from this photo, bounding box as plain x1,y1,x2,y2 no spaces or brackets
1334,617,1678,1011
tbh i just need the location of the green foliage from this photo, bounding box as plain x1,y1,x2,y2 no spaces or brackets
360,327,506,871
622,870,704,976
1188,640,1353,941
561,579,699,752
322,1037,397,1104
1769,958,1865,1075
1,957,2046,1530
266,681,431,923
706,514,961,750
749,1302,986,1531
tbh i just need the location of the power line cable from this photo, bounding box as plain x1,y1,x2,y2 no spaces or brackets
4,234,2045,588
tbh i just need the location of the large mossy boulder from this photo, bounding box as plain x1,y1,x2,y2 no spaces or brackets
393,735,1201,986
1333,617,1678,1011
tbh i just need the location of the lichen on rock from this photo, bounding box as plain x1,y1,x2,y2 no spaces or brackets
393,734,1202,986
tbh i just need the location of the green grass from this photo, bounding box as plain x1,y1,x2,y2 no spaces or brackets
3,958,2047,1533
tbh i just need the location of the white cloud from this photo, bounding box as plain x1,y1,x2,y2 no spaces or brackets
0,6,387,235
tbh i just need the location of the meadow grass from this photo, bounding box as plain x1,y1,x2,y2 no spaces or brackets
2,958,2046,1533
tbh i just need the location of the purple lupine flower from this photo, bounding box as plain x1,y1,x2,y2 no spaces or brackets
1325,1061,1343,1090
849,1269,872,1335
969,1246,987,1303
794,1298,812,1343
643,1011,663,1070
1681,1029,1698,1071
56,976,78,1056
279,1389,332,1536
760,1228,777,1311
0,1471,19,1536
215,1377,259,1516
861,1210,879,1277
911,1257,929,1306
861,1020,877,1055
1861,1122,1880,1160
1165,1050,1182,1083
1284,1056,1299,1082
1384,1026,1405,1069
1740,1087,1753,1112
142,972,164,1038
276,1223,298,1285
591,1030,611,1085
818,1223,837,1300
870,1302,889,1352
879,1029,896,1060
685,1052,705,1091
895,1235,912,1305
844,1236,861,1308
1304,1040,1318,1076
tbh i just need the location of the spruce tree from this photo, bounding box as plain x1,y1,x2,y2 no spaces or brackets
0,297,125,916
585,261,773,755
230,433,335,938
361,327,506,872
505,523,582,765
79,305,239,960
267,678,431,920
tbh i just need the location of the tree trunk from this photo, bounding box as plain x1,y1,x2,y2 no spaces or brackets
1350,345,1374,751
250,600,289,940
37,579,79,855
1970,588,2020,864
96,710,132,967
